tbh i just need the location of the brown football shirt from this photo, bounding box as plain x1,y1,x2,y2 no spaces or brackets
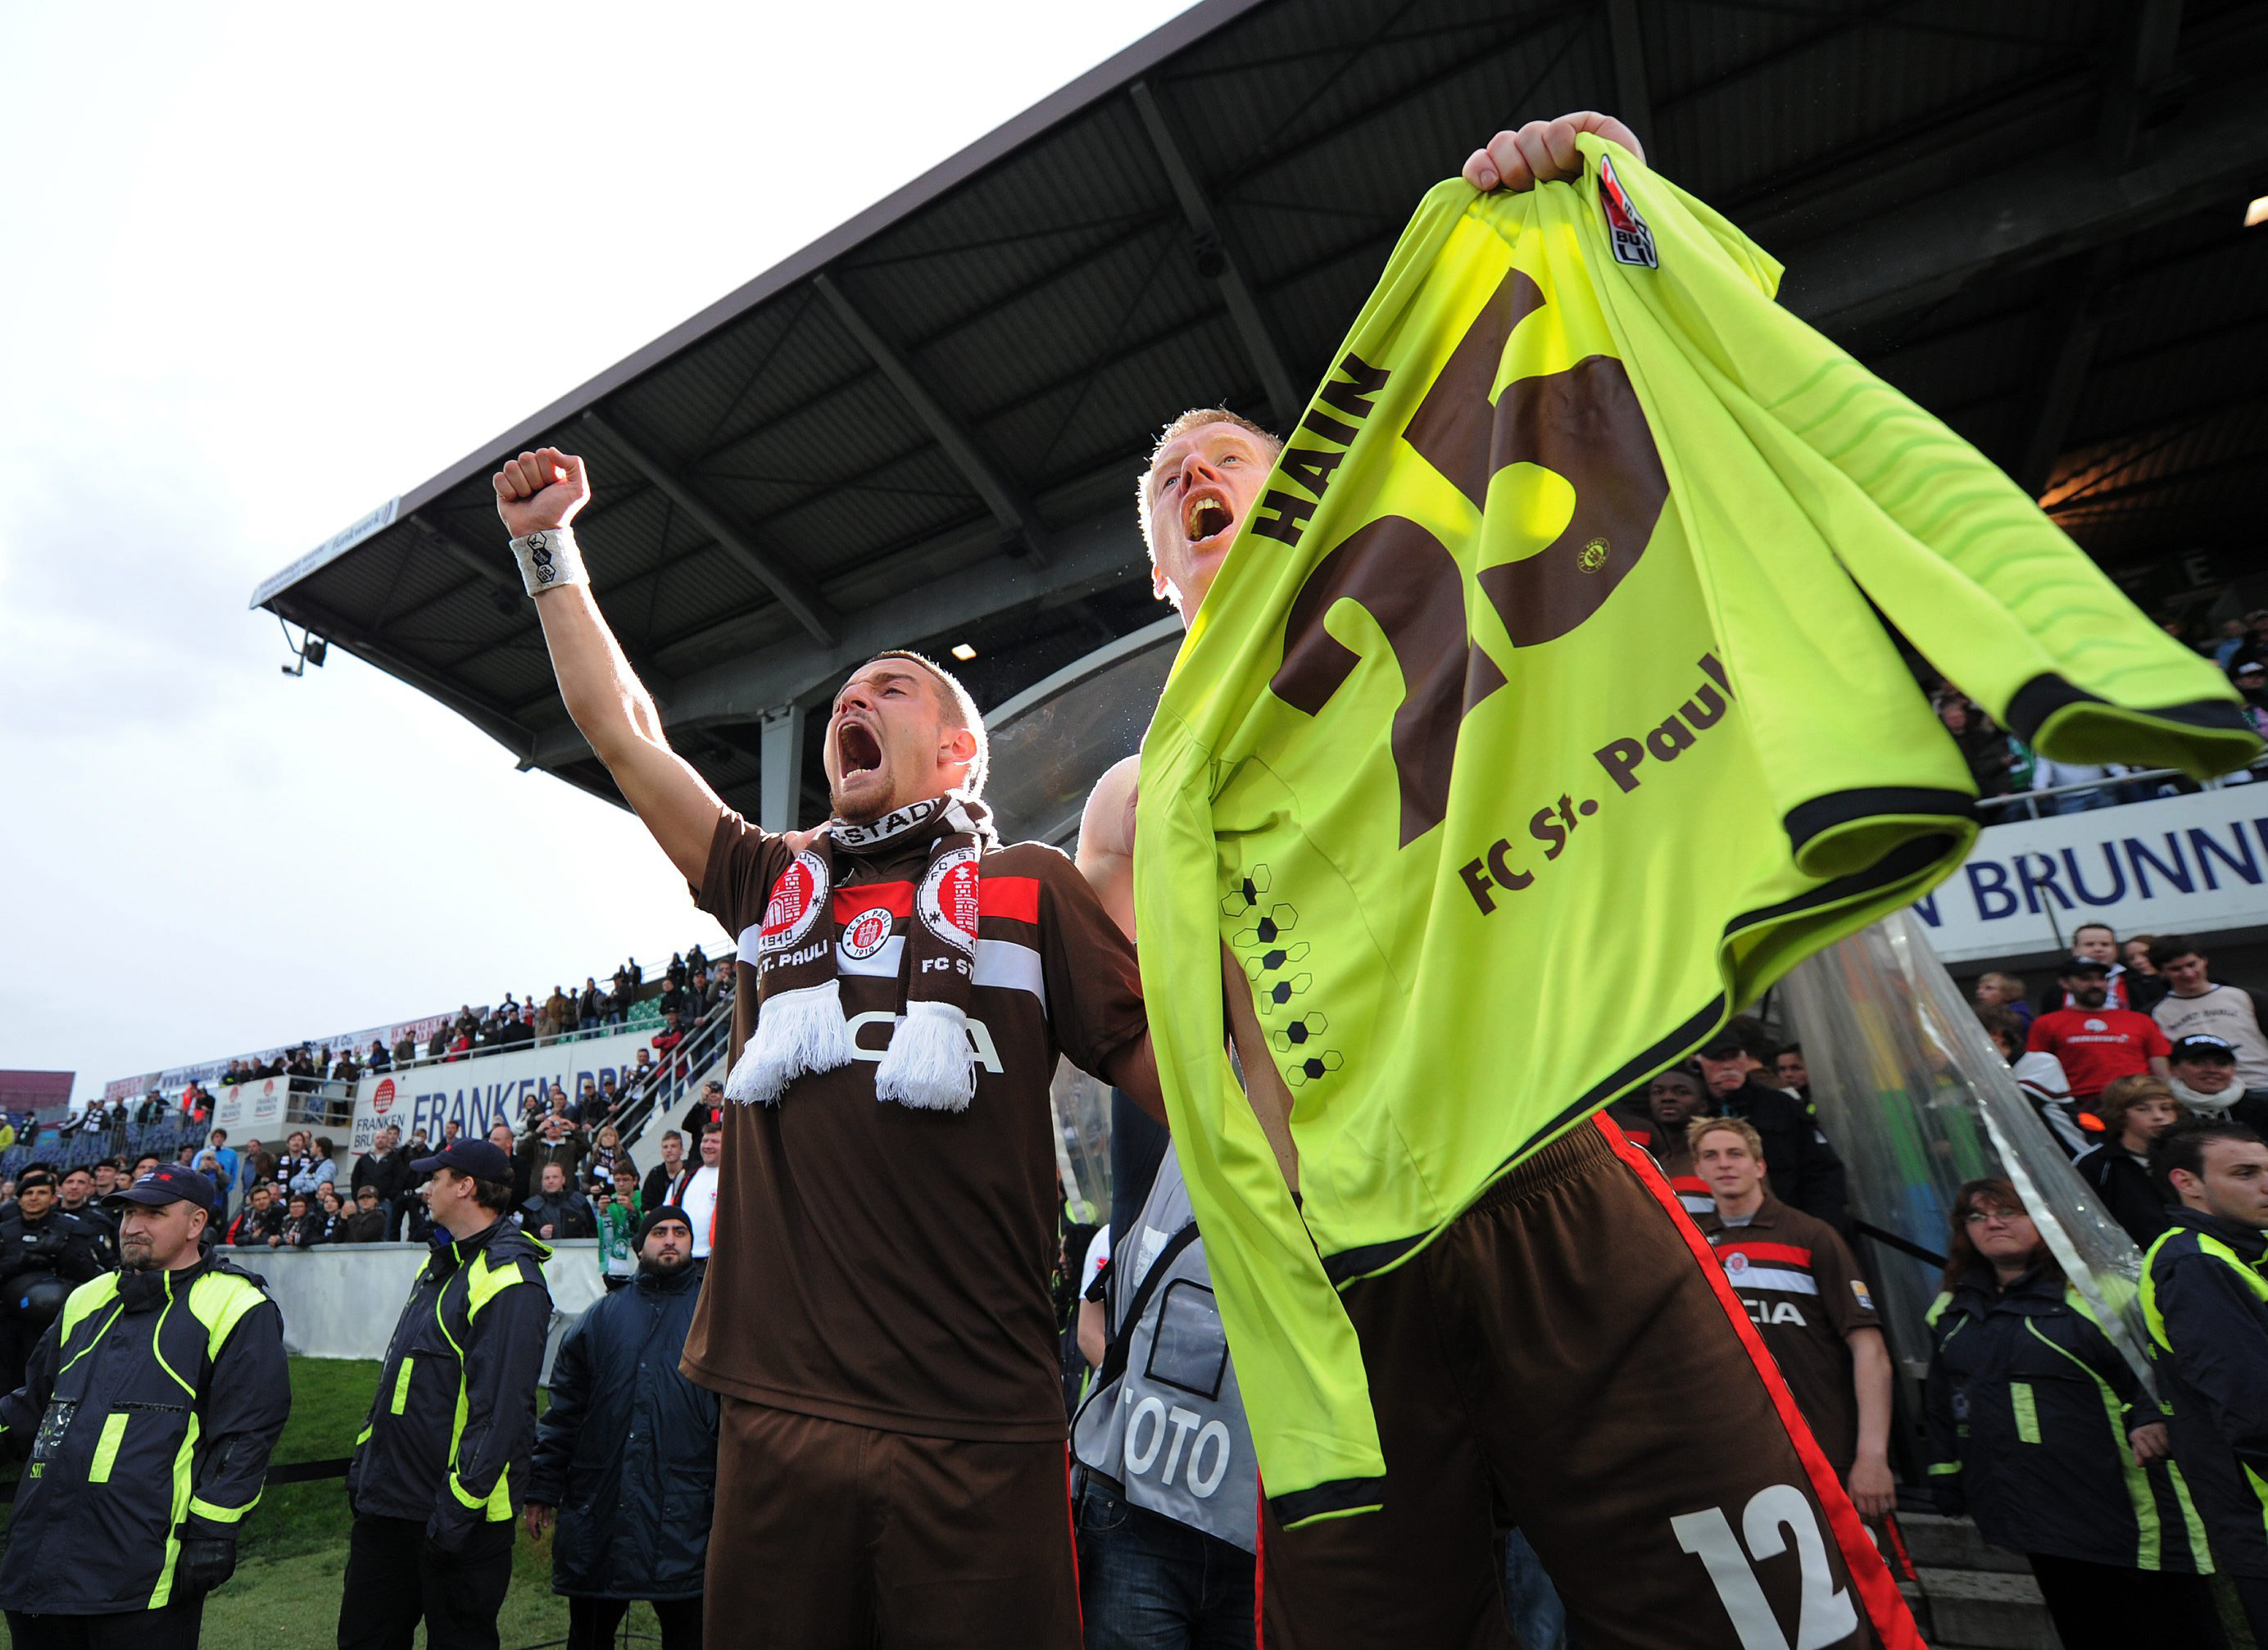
679,809,1146,1442
1696,1194,1880,1475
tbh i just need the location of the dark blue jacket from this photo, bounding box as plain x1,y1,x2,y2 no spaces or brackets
1926,1262,2207,1573
528,1259,716,1599
2143,1207,2268,1576
0,1258,288,1613
2071,1142,2178,1249
348,1217,553,1548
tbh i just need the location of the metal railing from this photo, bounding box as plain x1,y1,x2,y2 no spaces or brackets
0,1119,206,1181
381,1011,665,1077
612,1006,734,1158
1972,755,2268,822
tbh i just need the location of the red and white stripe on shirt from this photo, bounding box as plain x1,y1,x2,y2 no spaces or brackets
1710,1238,1820,1298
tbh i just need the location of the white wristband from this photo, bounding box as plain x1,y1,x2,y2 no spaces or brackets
510,526,588,596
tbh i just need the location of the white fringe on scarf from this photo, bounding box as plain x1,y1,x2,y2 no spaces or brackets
873,998,977,1113
724,979,854,1105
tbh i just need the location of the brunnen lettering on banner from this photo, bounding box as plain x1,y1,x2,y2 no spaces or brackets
1913,784,2268,965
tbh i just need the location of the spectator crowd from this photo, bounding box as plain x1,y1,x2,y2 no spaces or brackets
107,945,733,1131
19,907,2268,1648
1918,609,2268,813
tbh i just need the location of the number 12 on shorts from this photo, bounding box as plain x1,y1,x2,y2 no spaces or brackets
1672,1484,1859,1650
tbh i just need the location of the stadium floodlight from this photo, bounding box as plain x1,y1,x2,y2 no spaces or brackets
2248,195,2267,228
276,615,326,677
950,642,978,661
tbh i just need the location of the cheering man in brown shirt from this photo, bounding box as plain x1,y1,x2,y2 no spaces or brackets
494,447,1160,1650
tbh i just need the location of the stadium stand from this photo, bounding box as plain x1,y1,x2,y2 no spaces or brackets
50,946,735,1195
185,2,2268,1641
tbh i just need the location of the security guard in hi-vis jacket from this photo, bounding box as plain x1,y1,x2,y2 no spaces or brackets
0,1166,290,1649
338,1138,554,1650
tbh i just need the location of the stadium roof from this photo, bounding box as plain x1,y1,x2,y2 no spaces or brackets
255,0,2268,829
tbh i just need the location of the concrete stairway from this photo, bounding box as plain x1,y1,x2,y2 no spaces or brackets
1894,1512,2061,1650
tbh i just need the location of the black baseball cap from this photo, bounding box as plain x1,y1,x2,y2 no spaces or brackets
2059,954,2113,975
105,1167,216,1211
2170,1035,2239,1063
410,1140,514,1181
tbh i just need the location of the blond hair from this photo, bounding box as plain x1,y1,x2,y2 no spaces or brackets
1136,408,1283,564
1687,1116,1767,1163
1976,971,2026,1004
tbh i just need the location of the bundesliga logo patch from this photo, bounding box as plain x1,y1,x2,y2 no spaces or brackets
1599,156,1657,269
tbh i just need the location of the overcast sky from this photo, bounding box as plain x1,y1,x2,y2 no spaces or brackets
0,2,1195,1101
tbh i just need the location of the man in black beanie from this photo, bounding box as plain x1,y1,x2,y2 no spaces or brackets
528,1207,715,1649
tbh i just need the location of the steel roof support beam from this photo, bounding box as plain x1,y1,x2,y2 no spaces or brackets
759,703,807,836
408,511,515,591
2012,244,2121,497
1130,79,1304,432
519,507,1146,769
385,512,523,631
2098,0,2184,166
812,272,1050,566
2044,445,2265,516
1781,79,2268,331
272,593,534,759
580,409,842,646
1604,0,1653,152
2004,2,2187,494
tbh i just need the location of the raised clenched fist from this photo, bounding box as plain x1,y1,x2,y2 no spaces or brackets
493,447,592,540
1463,111,1644,194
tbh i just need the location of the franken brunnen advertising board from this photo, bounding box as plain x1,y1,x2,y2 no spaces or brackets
347,1027,671,1154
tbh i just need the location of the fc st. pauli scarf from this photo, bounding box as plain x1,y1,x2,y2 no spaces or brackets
724,792,997,1112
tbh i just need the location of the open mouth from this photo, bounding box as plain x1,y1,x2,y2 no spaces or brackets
837,720,882,777
1183,491,1234,547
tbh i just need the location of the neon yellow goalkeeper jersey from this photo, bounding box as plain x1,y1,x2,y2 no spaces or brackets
1132,137,2259,1528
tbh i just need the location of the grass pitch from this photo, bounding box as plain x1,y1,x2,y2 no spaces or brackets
2,1357,673,1648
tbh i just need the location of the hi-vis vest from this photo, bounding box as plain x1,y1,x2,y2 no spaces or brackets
0,1261,284,1616
1133,134,2261,1525
349,1222,553,1528
2142,1220,2268,1570
1073,1145,1259,1552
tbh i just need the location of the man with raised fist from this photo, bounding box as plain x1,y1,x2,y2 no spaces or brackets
494,447,1160,1649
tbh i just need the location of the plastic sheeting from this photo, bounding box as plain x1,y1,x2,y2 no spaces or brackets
1776,909,2155,1386
224,1239,609,1382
